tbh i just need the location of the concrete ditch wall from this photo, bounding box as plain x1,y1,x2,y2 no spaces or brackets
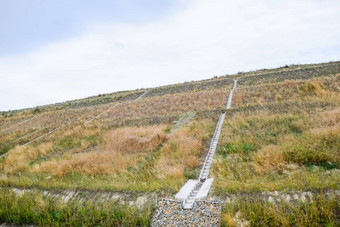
4,187,157,210
215,189,340,205
6,187,339,207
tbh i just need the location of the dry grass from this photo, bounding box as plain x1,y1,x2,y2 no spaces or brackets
154,120,213,180
314,106,340,127
3,143,52,174
221,212,236,227
213,97,340,193
31,150,140,176
300,81,327,97
232,74,340,108
252,145,286,175
31,125,167,176
105,125,167,153
104,90,230,121
0,63,339,194
0,103,112,155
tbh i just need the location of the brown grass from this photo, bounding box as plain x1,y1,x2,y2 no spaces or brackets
155,129,202,178
314,107,340,127
3,143,52,174
221,213,237,227
252,145,286,175
105,125,167,153
154,120,213,179
31,150,140,176
104,90,230,121
232,75,340,108
1,67,339,193
300,81,327,97
31,125,167,176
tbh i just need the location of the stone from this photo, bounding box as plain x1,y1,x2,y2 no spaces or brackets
151,198,221,226
267,196,275,203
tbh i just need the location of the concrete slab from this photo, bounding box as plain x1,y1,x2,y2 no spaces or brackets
226,90,233,109
195,178,214,199
175,179,198,200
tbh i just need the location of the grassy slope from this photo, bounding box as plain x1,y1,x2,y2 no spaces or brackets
213,75,340,193
0,61,339,225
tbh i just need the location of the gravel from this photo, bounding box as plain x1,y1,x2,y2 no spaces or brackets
151,198,221,226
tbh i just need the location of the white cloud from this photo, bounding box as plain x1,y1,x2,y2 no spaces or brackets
1,0,340,110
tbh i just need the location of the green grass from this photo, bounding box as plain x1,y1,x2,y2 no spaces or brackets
0,144,10,156
221,194,339,226
213,99,340,193
0,189,152,226
282,131,340,168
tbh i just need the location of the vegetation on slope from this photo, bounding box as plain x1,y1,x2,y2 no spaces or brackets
213,75,340,193
0,61,339,225
221,194,339,226
0,189,151,226
0,119,214,192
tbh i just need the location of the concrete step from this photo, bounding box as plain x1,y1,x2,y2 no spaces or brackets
183,202,194,209
174,84,238,210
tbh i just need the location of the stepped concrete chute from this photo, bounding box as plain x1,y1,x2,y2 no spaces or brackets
152,80,238,225
178,79,237,210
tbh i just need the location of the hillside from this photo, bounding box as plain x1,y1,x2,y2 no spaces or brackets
0,61,339,226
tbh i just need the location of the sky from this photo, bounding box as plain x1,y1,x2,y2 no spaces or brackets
0,0,340,111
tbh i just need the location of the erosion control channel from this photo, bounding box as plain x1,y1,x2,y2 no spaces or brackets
178,79,237,209
151,80,238,226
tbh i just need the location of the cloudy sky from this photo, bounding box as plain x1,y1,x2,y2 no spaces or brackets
1,0,340,111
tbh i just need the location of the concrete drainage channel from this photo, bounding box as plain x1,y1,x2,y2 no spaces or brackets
151,80,238,226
